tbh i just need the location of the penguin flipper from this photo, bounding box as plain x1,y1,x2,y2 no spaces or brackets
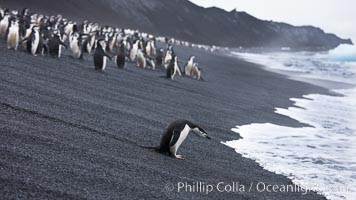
60,41,68,49
169,130,180,147
104,52,112,60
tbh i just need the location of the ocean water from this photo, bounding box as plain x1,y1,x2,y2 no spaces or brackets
226,46,356,200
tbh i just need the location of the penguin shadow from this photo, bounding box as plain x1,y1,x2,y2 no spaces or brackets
158,74,206,82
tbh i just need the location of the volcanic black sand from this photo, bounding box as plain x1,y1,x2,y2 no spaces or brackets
0,39,330,199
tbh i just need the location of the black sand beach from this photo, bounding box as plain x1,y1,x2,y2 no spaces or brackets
0,39,329,199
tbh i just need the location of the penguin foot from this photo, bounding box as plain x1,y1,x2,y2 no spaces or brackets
175,155,185,160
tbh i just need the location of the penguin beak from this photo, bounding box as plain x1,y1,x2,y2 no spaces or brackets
200,131,210,139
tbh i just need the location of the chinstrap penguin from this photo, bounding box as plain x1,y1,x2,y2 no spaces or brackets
147,120,210,160
93,39,112,71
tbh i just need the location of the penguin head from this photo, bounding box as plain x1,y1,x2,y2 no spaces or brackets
52,29,61,37
3,13,10,19
49,16,55,23
30,15,37,23
62,18,68,25
32,25,39,32
97,39,106,50
21,8,29,16
10,18,19,27
190,124,210,140
72,32,79,39
11,10,19,16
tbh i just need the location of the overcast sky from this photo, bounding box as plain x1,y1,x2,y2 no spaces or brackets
189,0,355,44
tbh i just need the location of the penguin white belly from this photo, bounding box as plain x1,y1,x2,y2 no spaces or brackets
170,125,190,155
164,54,172,69
192,66,201,80
88,36,95,54
102,57,107,71
7,27,19,50
70,40,80,58
174,63,182,76
24,29,31,39
31,33,39,55
73,46,80,58
58,45,62,58
137,54,146,68
0,21,8,36
186,61,193,76
146,44,152,57
130,46,138,61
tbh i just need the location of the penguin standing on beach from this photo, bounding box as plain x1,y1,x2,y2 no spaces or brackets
145,39,156,58
129,39,139,61
145,55,156,70
150,120,210,160
166,56,182,80
164,45,174,69
191,63,202,80
155,48,164,66
184,56,195,76
0,8,5,19
6,18,20,50
69,32,81,58
25,25,40,56
0,13,10,38
48,30,67,58
80,32,96,59
115,43,126,69
93,39,112,71
136,49,146,68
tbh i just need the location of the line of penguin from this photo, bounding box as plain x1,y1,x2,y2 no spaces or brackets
0,7,207,80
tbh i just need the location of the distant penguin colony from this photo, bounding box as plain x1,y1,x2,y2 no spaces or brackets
0,7,215,79
0,7,215,160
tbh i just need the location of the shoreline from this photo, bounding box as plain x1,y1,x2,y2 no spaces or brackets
0,40,328,199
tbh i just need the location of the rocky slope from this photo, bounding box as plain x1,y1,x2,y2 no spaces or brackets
0,0,352,49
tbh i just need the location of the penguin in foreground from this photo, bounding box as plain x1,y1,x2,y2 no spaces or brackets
94,39,112,71
149,120,210,160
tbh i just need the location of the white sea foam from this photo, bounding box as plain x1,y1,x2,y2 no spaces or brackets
231,51,356,85
228,48,356,199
